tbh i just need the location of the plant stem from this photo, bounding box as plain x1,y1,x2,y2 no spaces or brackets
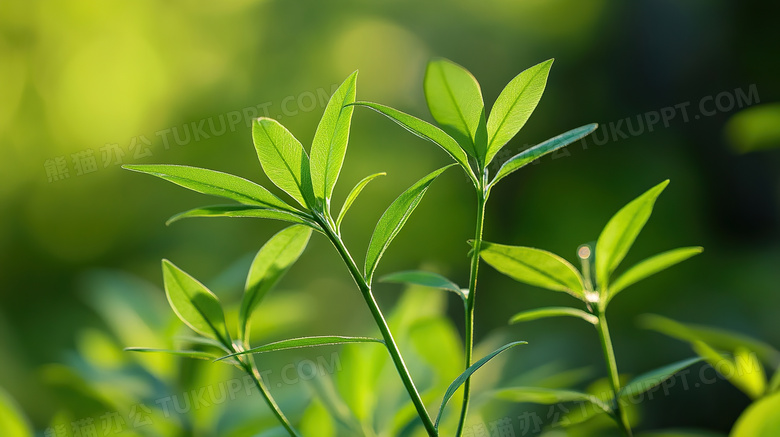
595,311,632,437
321,222,437,436
240,358,301,437
456,188,488,436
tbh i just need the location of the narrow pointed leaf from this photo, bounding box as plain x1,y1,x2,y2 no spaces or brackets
351,102,476,184
166,205,317,228
364,165,454,283
380,270,466,302
619,357,702,399
310,71,358,206
596,180,669,289
216,336,384,361
0,388,32,437
239,225,312,342
435,341,527,429
692,341,766,400
486,59,553,165
492,387,609,411
335,172,385,231
769,368,780,394
123,164,295,211
730,391,780,437
639,314,780,367
509,307,597,325
424,58,486,161
124,347,216,361
252,117,315,208
162,259,231,346
609,247,703,300
490,124,598,187
480,241,586,299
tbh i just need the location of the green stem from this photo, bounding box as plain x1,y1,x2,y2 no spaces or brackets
456,188,488,436
239,358,301,436
595,311,632,437
321,222,437,436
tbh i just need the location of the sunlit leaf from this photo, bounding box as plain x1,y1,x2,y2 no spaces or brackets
480,241,585,299
435,341,527,429
166,205,318,227
335,172,385,232
637,430,727,437
351,102,476,184
486,59,553,166
124,347,216,361
252,117,315,208
300,398,336,437
692,341,766,400
595,180,669,288
639,314,780,368
310,71,358,207
123,164,295,211
509,306,597,325
492,387,610,412
490,124,598,187
0,388,32,437
424,58,486,161
239,225,312,343
608,247,703,301
618,357,702,399
769,368,780,394
730,391,780,437
217,336,384,361
380,270,466,302
364,165,454,283
162,259,231,346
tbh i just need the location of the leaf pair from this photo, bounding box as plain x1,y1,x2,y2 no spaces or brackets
480,181,702,319
124,71,362,231
354,58,597,188
253,71,358,212
127,225,311,361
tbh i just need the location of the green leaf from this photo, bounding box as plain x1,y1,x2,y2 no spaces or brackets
239,225,312,343
310,71,358,207
335,172,385,232
619,357,702,399
0,387,32,437
123,164,295,211
479,241,586,299
351,102,476,184
595,180,669,289
490,124,598,187
380,270,466,302
364,165,454,283
486,59,553,166
166,205,318,227
637,430,727,437
730,391,780,437
492,387,609,411
692,342,766,400
639,314,780,367
162,259,231,346
424,58,487,161
435,341,527,429
769,367,780,393
509,306,597,325
609,247,703,300
124,347,216,361
252,117,315,208
217,336,384,361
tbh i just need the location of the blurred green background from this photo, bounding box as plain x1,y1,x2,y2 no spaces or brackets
1,0,779,435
